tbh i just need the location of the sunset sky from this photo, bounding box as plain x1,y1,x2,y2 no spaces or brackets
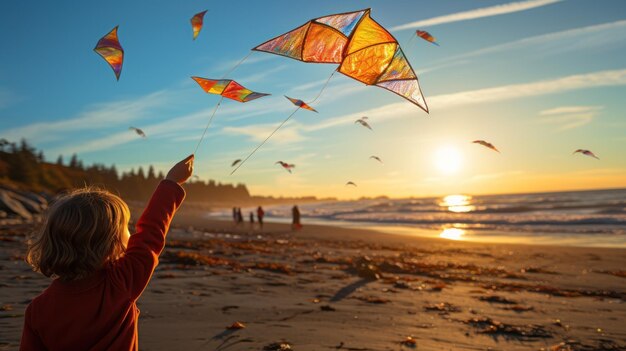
1,0,625,199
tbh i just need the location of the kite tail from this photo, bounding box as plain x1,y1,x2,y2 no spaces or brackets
230,107,300,175
221,51,253,79
308,69,337,104
193,96,224,155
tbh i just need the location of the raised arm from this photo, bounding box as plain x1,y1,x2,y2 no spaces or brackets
109,155,193,299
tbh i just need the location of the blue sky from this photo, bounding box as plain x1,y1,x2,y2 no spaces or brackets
1,0,625,198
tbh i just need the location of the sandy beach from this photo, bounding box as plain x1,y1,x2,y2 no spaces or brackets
1,209,625,351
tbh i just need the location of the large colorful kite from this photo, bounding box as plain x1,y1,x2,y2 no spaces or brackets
191,77,269,154
94,26,124,80
253,8,428,113
191,10,207,40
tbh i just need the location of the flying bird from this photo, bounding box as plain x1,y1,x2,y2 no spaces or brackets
369,156,383,163
346,181,357,187
129,127,146,138
472,140,499,153
355,117,372,130
573,149,599,159
231,159,242,167
276,161,295,173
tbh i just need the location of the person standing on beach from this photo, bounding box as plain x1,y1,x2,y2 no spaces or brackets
249,211,254,229
232,207,237,225
237,207,244,225
20,155,193,351
292,205,302,231
257,206,265,230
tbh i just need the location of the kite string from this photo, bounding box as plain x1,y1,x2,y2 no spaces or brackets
230,107,300,175
221,51,253,79
308,69,337,104
193,96,224,155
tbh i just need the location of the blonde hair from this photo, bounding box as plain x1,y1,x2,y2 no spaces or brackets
27,187,130,281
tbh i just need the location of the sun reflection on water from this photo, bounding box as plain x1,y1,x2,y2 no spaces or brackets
439,227,466,240
441,194,475,213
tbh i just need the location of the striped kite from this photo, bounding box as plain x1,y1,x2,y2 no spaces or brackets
416,30,439,46
191,10,208,40
285,96,317,112
94,26,124,80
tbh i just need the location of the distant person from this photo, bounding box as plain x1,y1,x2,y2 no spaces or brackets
249,212,254,229
236,207,244,225
292,205,302,231
257,206,265,230
232,207,237,225
20,155,193,350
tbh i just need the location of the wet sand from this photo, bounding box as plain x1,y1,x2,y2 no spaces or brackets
1,212,625,350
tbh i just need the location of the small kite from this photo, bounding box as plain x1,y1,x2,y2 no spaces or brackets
370,156,383,163
355,117,372,130
285,96,318,112
191,10,207,40
472,140,500,153
94,26,124,80
276,161,295,173
415,30,439,46
346,181,357,187
573,149,599,159
191,77,270,154
231,159,242,167
129,127,146,138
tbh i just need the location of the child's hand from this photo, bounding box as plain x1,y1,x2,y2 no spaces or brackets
166,155,194,185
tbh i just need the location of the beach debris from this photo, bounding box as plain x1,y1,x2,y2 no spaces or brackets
94,26,124,80
0,304,13,311
263,342,292,351
464,317,551,339
546,339,626,351
276,161,296,173
415,30,439,46
285,96,318,112
355,117,372,130
472,140,500,153
221,305,239,313
478,295,518,305
430,282,447,291
231,159,242,167
504,304,534,312
573,149,599,159
400,336,417,348
354,295,390,304
128,127,146,138
190,10,207,40
369,155,383,163
226,321,246,330
320,304,336,311
595,270,626,278
346,181,357,187
424,302,461,314
350,256,382,280
393,280,411,289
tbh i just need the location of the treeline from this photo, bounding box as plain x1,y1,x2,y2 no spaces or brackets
0,139,250,203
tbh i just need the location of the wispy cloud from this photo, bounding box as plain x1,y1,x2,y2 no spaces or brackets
538,105,603,130
1,91,170,143
222,122,307,144
391,0,563,31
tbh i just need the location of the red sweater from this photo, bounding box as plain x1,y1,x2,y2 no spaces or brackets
20,180,185,351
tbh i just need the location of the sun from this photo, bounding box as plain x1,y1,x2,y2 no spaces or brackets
434,146,462,175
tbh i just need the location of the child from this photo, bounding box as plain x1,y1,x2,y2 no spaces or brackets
20,155,194,351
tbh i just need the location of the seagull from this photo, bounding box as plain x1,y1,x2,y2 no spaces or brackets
346,181,357,187
369,156,383,163
275,161,295,173
573,149,599,159
355,117,372,130
472,140,499,153
231,159,242,167
129,127,146,138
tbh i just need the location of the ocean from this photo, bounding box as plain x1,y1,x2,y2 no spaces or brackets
208,188,626,248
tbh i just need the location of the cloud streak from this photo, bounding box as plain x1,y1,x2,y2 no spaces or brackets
391,0,563,31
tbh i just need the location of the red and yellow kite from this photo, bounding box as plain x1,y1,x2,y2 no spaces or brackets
191,10,207,40
191,77,270,102
94,26,124,80
253,8,428,113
